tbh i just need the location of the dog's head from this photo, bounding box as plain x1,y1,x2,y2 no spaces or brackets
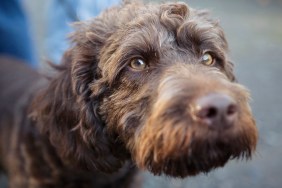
34,1,257,177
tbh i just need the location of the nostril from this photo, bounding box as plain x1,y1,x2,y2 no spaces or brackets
197,106,218,119
206,107,218,118
227,104,237,116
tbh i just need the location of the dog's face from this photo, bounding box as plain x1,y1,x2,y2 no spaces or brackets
69,2,257,177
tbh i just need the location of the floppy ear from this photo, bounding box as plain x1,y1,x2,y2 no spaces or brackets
31,19,125,173
69,21,108,136
67,19,131,171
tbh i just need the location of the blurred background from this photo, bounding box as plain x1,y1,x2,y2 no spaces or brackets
1,0,282,187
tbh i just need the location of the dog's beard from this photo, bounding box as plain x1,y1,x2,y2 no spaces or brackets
133,110,256,177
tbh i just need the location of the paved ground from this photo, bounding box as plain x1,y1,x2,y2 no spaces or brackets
1,0,282,187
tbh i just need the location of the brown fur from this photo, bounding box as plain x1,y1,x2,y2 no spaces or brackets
0,1,257,187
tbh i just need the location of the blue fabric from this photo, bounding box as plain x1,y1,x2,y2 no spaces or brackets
45,0,121,64
0,0,37,67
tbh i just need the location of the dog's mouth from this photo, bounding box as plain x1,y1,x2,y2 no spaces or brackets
133,117,256,177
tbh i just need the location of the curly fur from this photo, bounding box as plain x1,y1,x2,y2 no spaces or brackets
0,1,257,187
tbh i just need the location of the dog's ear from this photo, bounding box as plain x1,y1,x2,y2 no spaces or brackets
68,21,110,135
31,19,125,173
67,20,128,171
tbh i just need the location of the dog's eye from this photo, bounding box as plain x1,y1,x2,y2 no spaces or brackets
129,58,148,71
201,53,215,66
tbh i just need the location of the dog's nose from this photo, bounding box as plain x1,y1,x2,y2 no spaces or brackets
195,93,237,129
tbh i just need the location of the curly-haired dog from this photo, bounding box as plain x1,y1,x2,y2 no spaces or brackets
0,1,258,187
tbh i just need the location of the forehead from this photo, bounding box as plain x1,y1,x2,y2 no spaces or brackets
98,2,233,83
117,3,228,55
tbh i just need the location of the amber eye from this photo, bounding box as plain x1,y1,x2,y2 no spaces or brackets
129,58,148,71
201,53,215,66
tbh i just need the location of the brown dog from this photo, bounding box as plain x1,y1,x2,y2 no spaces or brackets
0,1,257,187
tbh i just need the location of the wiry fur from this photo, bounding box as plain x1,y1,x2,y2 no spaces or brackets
0,1,257,187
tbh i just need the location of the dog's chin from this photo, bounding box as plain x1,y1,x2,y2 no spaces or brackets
136,139,253,178
141,154,229,178
133,117,255,177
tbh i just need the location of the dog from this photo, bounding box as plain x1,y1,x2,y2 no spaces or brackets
0,1,258,187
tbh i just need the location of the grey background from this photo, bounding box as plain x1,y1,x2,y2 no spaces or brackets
1,0,282,187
